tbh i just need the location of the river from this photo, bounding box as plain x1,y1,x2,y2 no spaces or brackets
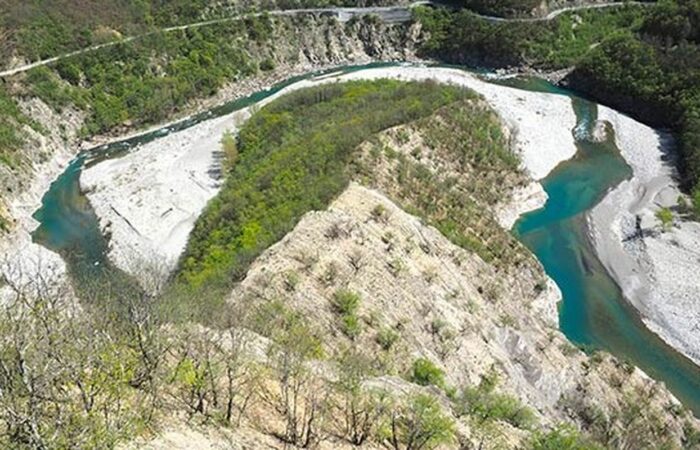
31,63,700,414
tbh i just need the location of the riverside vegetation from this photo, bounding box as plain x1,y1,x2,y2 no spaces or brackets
417,0,700,215
0,8,419,229
3,81,697,448
180,80,478,288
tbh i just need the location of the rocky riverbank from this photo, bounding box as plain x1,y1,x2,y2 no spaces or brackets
589,107,700,366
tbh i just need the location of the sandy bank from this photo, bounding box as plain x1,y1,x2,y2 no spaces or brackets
81,65,578,285
589,106,700,366
81,74,339,278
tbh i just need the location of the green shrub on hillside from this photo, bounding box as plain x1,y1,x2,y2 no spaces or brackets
410,358,446,389
528,424,603,450
332,289,363,339
456,371,537,429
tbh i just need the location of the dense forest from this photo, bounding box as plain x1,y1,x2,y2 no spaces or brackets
418,0,700,214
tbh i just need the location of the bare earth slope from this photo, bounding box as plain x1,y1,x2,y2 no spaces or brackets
218,182,694,448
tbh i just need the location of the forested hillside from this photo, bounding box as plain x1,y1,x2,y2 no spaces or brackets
180,80,473,289
0,0,401,65
461,0,542,17
417,0,700,214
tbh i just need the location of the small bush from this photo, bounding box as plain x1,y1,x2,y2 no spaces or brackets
457,371,537,429
376,327,400,351
410,358,446,389
259,57,275,71
655,207,673,231
283,271,300,292
341,314,362,340
332,289,361,316
528,423,603,450
332,289,362,339
371,204,389,223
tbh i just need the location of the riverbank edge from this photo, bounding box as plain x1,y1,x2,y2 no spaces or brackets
587,106,700,367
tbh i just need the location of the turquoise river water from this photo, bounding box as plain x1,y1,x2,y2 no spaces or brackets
31,64,700,414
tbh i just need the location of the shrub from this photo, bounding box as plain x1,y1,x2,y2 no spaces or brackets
371,204,389,223
332,289,362,339
341,314,362,340
332,289,361,316
220,131,238,172
655,207,673,231
376,327,400,351
410,358,446,389
457,371,537,429
259,57,275,72
283,271,300,292
528,424,603,450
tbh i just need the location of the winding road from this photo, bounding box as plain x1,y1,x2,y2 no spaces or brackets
0,1,654,78
478,1,654,23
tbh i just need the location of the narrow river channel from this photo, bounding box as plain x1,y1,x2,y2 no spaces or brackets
31,63,700,414
508,77,700,415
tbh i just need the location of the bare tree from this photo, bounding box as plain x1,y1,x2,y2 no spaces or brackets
262,309,329,447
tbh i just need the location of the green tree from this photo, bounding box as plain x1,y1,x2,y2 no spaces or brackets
334,350,389,445
378,393,455,450
656,207,674,231
220,131,238,172
456,370,536,430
